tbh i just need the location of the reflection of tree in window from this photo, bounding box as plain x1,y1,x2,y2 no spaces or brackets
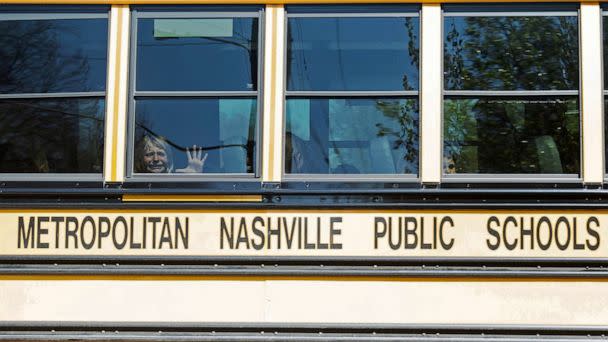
472,98,578,173
374,99,419,174
376,18,420,174
0,21,94,93
374,18,419,174
401,18,419,91
444,97,581,174
444,16,578,90
0,99,104,173
0,20,104,173
443,14,580,174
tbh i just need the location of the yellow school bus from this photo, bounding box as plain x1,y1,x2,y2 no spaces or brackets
0,0,607,340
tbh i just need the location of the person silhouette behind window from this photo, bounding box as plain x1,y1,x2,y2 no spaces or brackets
135,135,207,174
285,132,306,173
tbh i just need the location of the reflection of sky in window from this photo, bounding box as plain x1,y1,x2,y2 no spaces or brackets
136,18,258,91
0,19,108,93
287,17,419,91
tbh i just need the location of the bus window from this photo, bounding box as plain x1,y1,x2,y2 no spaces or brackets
603,8,608,176
129,6,261,176
0,6,108,175
285,5,419,177
443,4,580,178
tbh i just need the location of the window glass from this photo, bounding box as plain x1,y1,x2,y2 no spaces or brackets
444,97,579,174
604,15,608,174
134,98,256,174
287,17,419,91
444,16,578,91
285,7,420,177
605,16,608,91
0,98,105,173
136,17,258,91
0,8,108,175
0,19,108,94
286,98,418,174
130,8,261,177
443,7,580,176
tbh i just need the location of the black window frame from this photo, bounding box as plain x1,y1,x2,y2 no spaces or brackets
602,5,608,182
126,5,264,182
442,3,583,183
0,5,110,181
283,4,422,182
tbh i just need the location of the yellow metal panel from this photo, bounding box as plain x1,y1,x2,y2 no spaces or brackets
104,5,130,183
0,0,587,4
420,4,442,184
1,274,607,281
581,3,604,184
103,6,119,182
1,278,607,324
2,210,608,258
262,5,285,182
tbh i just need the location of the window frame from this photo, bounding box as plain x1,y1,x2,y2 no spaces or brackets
125,6,264,182
282,5,422,182
441,5,583,183
602,6,608,183
0,6,110,181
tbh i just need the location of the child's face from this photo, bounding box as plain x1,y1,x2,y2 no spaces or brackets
143,143,169,173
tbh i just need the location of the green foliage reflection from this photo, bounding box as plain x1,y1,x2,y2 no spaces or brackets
444,16,578,91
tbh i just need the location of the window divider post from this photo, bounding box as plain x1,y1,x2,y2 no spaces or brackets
262,4,285,184
420,3,443,184
104,5,130,183
580,2,604,184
